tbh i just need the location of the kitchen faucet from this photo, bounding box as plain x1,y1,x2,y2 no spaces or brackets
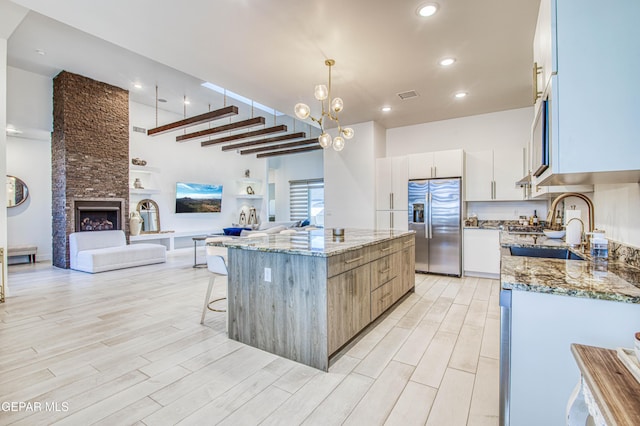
546,192,595,234
566,217,586,250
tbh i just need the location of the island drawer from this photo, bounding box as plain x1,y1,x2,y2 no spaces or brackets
371,277,399,320
369,240,398,261
328,248,371,277
370,252,400,291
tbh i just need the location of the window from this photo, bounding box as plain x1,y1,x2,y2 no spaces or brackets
289,179,324,225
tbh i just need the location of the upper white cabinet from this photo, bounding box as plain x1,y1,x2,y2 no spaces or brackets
408,149,463,179
532,0,553,105
466,148,524,201
376,156,408,211
533,0,640,186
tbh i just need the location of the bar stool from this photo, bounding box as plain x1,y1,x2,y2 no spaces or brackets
201,236,231,324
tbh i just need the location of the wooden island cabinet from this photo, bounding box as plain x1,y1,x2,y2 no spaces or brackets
223,229,415,371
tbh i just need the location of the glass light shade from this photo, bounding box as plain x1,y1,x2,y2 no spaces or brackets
333,136,345,151
342,127,354,139
314,85,328,101
294,103,310,119
318,132,332,148
331,97,344,113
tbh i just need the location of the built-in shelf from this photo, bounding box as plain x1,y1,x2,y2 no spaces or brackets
130,188,161,195
130,165,161,195
235,194,263,200
130,165,160,173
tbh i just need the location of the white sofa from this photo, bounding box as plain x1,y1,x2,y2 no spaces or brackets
69,230,166,273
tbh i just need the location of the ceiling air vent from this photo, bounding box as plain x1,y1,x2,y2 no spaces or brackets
397,90,419,100
132,126,147,133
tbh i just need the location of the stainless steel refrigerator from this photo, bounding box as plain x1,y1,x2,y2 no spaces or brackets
408,178,462,276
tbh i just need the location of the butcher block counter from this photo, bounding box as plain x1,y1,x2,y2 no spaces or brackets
221,229,415,370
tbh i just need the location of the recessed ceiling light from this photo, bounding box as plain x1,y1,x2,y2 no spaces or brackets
381,106,392,112
417,3,439,17
439,57,456,66
134,83,142,89
35,49,46,56
454,91,468,99
184,100,190,105
158,98,167,103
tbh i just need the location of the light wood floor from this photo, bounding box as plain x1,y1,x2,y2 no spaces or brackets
1,250,499,425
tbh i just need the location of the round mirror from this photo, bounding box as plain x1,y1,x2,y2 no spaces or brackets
137,199,160,233
7,175,29,208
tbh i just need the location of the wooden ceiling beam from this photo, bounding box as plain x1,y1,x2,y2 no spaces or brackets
176,117,266,142
256,145,324,158
201,124,287,147
147,105,238,136
240,138,318,155
221,132,306,151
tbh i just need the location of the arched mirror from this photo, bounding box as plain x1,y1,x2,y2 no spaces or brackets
137,199,160,233
7,175,29,208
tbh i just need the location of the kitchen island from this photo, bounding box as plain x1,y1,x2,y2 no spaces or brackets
222,228,415,371
499,233,640,426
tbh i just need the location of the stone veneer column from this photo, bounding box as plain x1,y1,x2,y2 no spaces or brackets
52,71,129,269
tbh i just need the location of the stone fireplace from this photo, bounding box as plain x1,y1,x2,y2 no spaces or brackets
52,71,130,268
73,199,125,232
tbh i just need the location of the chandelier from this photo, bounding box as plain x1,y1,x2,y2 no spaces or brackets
294,59,354,151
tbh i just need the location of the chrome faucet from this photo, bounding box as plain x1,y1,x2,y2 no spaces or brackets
547,192,595,233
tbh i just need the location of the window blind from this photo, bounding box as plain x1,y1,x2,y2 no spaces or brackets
289,179,323,221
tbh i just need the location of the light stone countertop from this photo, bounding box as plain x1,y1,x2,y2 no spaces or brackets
219,228,415,258
500,232,640,304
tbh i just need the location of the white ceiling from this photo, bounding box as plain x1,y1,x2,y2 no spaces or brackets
6,0,540,131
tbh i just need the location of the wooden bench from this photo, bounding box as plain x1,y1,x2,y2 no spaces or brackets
8,245,37,263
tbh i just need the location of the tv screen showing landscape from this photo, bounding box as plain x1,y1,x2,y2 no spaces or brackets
175,182,223,213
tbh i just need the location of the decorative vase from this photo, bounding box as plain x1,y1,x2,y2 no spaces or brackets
239,210,247,226
129,212,143,236
133,178,143,189
248,207,258,225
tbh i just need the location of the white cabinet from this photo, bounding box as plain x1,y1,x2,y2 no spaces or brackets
408,149,463,179
375,211,408,231
465,148,524,201
533,0,640,186
375,157,408,210
532,0,553,105
376,157,408,230
463,229,500,277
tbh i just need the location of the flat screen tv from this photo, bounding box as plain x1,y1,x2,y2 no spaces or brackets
175,182,223,213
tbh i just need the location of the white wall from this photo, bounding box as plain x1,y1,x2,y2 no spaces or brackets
324,121,385,229
387,107,542,221
594,183,640,248
129,102,268,232
6,135,52,261
6,67,53,261
1,39,7,286
267,151,323,223
386,107,533,155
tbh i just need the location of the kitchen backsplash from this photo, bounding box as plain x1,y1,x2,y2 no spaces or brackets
610,240,640,269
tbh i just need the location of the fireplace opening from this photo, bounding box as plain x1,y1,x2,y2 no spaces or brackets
74,200,123,232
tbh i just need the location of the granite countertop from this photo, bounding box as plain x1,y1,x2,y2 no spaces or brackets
500,232,640,304
219,228,415,258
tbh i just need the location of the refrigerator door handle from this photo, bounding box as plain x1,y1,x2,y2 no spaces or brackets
426,193,433,239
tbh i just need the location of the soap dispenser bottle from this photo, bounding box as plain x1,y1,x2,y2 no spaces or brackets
588,230,608,261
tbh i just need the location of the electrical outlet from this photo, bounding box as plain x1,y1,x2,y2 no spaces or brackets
264,267,271,282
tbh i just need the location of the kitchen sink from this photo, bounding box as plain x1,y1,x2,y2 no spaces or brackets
509,246,585,261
